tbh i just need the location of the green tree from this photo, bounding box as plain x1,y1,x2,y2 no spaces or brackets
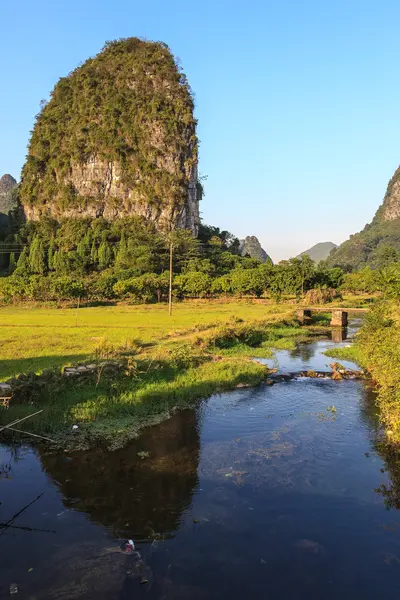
98,241,112,269
15,247,30,275
230,268,266,297
29,236,46,274
48,238,56,271
115,231,129,269
8,252,16,274
51,277,85,300
90,241,98,265
174,272,211,298
77,231,92,266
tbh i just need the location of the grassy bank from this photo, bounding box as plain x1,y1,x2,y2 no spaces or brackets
0,301,331,449
326,302,400,445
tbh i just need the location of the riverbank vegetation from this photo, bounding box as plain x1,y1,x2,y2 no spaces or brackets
326,301,400,445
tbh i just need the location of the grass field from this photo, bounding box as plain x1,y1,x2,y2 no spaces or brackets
0,299,357,448
0,301,296,380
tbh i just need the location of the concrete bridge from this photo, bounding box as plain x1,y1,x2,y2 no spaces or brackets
296,307,367,327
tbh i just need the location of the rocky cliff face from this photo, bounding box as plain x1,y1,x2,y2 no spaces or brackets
0,174,17,225
20,38,199,234
239,236,271,263
375,166,400,222
24,154,198,231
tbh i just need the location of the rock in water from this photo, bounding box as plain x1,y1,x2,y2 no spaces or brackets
20,38,199,233
239,235,272,264
0,174,17,226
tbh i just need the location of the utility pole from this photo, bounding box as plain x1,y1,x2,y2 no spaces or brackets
168,242,173,316
75,296,80,327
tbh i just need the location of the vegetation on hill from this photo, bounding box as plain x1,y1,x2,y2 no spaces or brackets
20,38,199,229
327,166,400,270
327,220,400,270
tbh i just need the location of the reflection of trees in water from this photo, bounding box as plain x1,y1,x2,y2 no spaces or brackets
289,343,315,363
359,384,400,510
40,410,200,539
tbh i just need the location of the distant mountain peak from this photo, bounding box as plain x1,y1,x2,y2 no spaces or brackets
297,241,337,263
0,174,17,195
239,235,272,264
0,173,18,226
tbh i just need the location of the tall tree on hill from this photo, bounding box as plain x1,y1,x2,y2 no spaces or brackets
29,237,46,274
115,231,130,269
98,241,112,269
48,238,56,271
16,247,29,273
8,252,16,274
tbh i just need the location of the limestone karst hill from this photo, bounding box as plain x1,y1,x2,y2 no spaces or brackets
327,166,400,269
20,38,200,234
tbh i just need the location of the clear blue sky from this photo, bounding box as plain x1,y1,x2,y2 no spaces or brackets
1,0,399,261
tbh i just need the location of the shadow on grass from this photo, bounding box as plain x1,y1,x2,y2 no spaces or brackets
0,354,89,381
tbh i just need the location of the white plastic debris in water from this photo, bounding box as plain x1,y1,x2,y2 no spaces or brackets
10,583,18,595
72,425,79,430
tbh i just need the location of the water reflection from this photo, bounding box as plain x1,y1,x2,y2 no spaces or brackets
331,327,348,343
288,342,315,363
40,410,200,540
4,320,400,599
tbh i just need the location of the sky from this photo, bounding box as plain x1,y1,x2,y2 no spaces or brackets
1,0,400,262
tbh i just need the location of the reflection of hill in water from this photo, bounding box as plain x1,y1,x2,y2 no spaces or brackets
40,410,200,538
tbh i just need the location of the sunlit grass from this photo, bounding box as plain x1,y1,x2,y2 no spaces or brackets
0,301,295,379
0,298,365,448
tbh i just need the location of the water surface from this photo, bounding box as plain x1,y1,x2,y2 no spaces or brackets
1,322,400,599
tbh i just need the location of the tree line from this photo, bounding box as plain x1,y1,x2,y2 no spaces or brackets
0,216,346,303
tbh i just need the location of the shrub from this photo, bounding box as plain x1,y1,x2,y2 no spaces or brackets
303,288,342,305
51,277,86,300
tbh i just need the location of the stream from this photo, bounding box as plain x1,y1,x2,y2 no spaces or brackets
2,319,400,599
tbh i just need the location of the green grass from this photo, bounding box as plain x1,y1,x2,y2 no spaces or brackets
0,354,267,450
0,299,354,449
323,345,363,364
0,301,294,380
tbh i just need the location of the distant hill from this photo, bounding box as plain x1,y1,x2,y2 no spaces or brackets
0,174,17,227
239,236,272,264
297,241,337,263
327,165,400,269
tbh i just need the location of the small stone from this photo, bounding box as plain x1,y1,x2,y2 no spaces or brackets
9,583,18,595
